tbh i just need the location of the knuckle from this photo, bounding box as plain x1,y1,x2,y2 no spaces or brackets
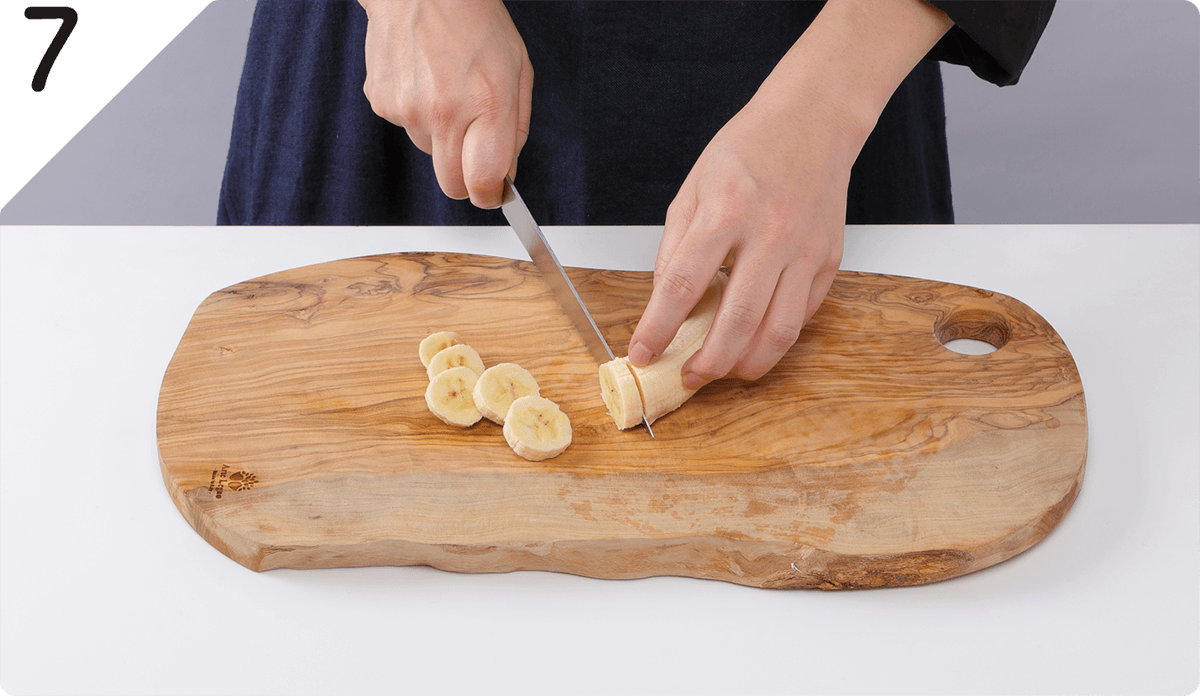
758,212,794,246
820,243,844,273
735,363,769,382
362,81,377,109
796,235,825,263
654,271,703,304
762,320,803,354
394,100,421,129
664,197,693,231
461,161,509,202
467,86,509,121
365,91,407,127
705,200,743,233
638,323,677,353
367,99,389,122
709,174,755,210
461,167,497,192
653,258,671,282
424,94,460,135
688,353,733,383
795,228,843,270
719,301,762,338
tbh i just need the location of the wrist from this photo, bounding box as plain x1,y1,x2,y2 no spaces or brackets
760,0,953,156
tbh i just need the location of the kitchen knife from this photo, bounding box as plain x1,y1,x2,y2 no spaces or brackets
501,176,654,437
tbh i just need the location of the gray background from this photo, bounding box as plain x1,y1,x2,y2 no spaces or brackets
2,0,1197,225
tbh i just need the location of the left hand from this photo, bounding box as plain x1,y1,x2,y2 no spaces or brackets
626,82,856,389
627,0,953,389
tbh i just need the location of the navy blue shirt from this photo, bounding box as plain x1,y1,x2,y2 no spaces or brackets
218,1,1052,227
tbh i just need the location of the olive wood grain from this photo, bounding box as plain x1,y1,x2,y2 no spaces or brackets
157,252,1086,589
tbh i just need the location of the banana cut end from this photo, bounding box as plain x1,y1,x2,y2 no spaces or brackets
598,357,644,430
595,272,726,432
503,395,572,461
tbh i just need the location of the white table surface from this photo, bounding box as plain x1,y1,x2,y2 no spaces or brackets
1,223,1197,696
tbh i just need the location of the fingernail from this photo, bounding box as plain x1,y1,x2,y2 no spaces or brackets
682,372,708,390
628,342,653,367
468,185,502,209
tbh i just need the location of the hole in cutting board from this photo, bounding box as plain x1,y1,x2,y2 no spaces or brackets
940,338,998,355
934,309,1010,355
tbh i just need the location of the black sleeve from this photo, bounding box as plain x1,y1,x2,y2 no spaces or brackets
925,1,1056,86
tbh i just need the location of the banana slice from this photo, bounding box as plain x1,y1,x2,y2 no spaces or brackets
426,343,485,380
598,272,727,430
503,395,572,461
419,331,465,368
425,366,482,427
473,363,541,424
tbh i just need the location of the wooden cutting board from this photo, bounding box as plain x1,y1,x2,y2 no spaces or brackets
157,252,1086,589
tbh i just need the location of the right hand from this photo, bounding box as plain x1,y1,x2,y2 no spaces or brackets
360,0,533,209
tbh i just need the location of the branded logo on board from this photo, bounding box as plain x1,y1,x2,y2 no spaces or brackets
209,464,258,499
227,471,258,491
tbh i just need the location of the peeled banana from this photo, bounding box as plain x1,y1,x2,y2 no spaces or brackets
473,363,541,424
503,395,573,461
598,272,726,430
425,366,483,427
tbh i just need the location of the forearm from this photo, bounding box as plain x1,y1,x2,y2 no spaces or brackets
754,0,954,155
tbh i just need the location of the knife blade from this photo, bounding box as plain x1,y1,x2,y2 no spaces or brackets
501,176,654,438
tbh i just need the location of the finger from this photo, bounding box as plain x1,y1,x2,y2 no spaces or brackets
628,207,731,368
654,179,699,282
806,264,837,323
362,78,435,156
462,107,517,209
730,263,812,381
431,126,469,201
681,253,783,389
406,127,434,156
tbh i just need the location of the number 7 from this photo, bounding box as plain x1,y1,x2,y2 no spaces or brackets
25,6,78,92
